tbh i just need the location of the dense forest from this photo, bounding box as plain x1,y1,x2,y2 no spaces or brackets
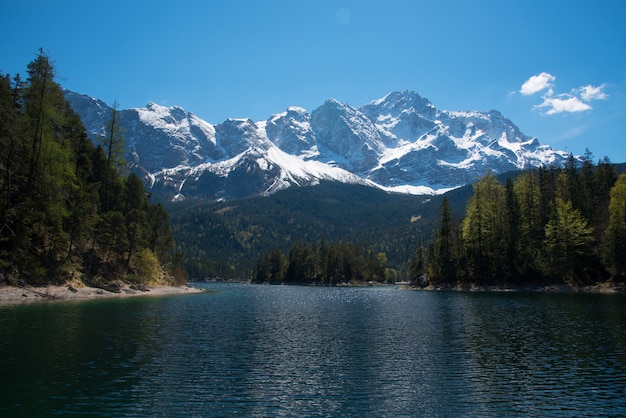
414,156,626,286
0,51,183,286
254,156,626,287
252,241,398,285
169,181,450,279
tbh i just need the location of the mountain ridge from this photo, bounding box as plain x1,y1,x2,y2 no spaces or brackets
64,89,570,201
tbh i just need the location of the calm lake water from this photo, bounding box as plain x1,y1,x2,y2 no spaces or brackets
1,283,625,416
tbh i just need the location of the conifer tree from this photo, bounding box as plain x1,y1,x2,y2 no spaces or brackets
430,197,457,283
408,240,426,283
592,156,617,237
0,52,177,285
287,242,317,282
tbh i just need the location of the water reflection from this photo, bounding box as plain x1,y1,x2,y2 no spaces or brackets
1,285,625,416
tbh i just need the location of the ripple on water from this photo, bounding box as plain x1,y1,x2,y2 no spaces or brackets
1,284,625,416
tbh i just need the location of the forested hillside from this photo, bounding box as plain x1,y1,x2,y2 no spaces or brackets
416,155,626,286
169,179,481,280
254,157,625,287
0,51,180,286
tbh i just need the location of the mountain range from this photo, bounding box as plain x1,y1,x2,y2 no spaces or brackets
64,90,570,201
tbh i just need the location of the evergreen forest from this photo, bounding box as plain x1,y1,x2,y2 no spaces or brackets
254,155,626,287
414,156,626,287
0,51,182,287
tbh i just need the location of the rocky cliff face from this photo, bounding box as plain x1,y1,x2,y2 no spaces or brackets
64,89,569,201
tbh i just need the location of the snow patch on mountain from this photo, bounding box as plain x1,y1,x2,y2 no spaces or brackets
64,89,571,201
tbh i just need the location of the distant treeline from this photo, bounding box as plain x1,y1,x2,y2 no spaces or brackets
411,156,626,286
170,181,438,280
253,241,397,285
0,51,182,285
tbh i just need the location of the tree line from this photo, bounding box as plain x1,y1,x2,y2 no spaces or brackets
253,241,397,285
0,51,181,286
411,154,626,286
171,181,435,280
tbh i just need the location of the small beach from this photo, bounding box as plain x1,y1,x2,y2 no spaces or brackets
0,282,204,306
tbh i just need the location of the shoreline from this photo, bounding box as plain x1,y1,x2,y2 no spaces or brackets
403,282,626,294
0,282,205,306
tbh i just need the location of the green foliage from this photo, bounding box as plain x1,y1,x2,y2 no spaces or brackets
132,248,161,285
253,241,391,285
408,241,426,282
513,171,543,276
286,242,318,283
543,198,594,284
428,197,461,284
0,52,176,285
170,181,453,279
419,162,621,286
461,172,508,282
603,174,626,279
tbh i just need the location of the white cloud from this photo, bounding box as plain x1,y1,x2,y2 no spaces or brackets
520,73,608,115
535,96,592,115
578,84,607,101
520,72,556,95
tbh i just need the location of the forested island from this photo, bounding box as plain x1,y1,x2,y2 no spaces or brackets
254,158,626,288
0,51,185,288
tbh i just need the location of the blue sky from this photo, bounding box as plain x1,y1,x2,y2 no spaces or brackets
2,0,625,162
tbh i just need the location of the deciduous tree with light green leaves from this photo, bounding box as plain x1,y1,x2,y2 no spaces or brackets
543,198,594,284
461,172,507,282
602,173,626,279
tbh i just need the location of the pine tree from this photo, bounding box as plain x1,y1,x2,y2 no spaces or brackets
147,203,174,262
408,240,426,284
592,156,618,238
430,197,457,283
287,242,317,283
1,52,177,285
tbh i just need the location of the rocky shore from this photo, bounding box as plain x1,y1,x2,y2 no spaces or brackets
0,282,205,306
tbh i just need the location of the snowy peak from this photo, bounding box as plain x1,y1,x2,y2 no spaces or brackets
361,91,438,147
265,107,316,156
311,99,385,172
64,89,571,201
364,90,437,119
215,118,269,157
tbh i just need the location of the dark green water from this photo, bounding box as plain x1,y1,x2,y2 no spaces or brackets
0,283,625,416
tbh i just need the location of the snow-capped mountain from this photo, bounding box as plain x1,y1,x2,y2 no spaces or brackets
64,89,570,201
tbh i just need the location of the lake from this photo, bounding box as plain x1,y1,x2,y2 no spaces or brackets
1,283,625,416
